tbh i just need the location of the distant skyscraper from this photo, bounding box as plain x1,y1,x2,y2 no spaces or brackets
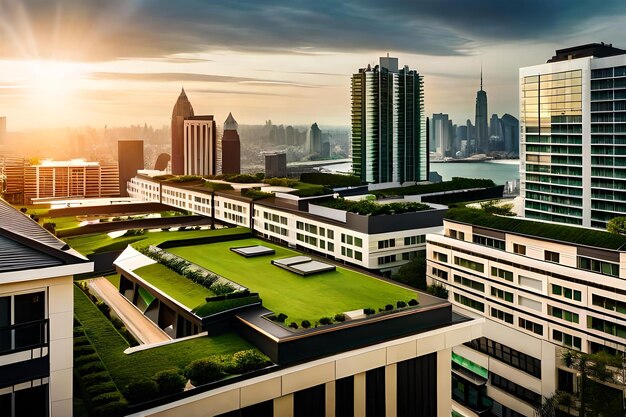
474,70,489,153
520,43,626,228
489,114,502,139
264,152,287,178
118,140,144,197
500,113,519,155
221,113,240,175
309,122,322,155
351,57,426,183
0,116,6,145
183,116,217,176
171,88,194,174
431,113,451,157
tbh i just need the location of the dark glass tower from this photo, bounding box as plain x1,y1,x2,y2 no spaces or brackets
474,70,488,154
351,57,426,184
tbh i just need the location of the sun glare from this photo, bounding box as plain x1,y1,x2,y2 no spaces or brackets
25,60,85,104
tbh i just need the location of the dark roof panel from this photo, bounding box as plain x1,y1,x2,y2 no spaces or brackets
0,235,63,272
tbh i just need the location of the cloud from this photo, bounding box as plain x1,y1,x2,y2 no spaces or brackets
0,0,624,65
89,71,320,87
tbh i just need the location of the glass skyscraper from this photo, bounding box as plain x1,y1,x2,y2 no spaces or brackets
520,43,626,228
351,57,427,184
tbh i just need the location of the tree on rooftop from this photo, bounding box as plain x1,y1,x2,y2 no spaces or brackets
607,216,626,235
392,256,426,290
479,200,515,216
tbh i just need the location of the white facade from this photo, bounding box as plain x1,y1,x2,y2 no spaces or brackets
427,218,626,416
127,176,442,271
127,316,481,417
183,119,216,176
520,51,626,228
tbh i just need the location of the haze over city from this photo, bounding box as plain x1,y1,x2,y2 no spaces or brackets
1,0,626,130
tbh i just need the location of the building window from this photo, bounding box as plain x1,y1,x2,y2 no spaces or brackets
551,284,582,301
588,316,626,340
378,238,395,249
491,287,514,303
431,267,448,280
490,373,541,406
548,306,579,323
553,330,582,350
491,267,513,282
405,235,426,245
454,256,484,273
466,337,541,378
453,293,484,312
0,292,47,355
454,275,485,292
578,256,619,277
354,237,363,247
519,317,544,335
513,243,526,255
0,382,49,417
491,307,513,324
473,235,505,251
378,255,397,265
366,367,385,417
592,294,626,315
355,251,363,261
294,384,325,417
434,252,448,263
545,250,560,263
335,376,354,417
327,230,334,239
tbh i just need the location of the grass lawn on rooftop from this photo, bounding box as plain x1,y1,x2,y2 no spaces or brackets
64,227,249,256
74,285,255,389
168,238,416,324
133,263,214,309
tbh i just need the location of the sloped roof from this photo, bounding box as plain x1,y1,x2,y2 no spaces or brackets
0,199,88,273
224,112,238,131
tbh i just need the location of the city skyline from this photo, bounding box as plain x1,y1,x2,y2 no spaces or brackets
1,1,625,131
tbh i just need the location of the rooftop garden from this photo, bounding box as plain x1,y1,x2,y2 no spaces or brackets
73,285,267,410
317,198,431,216
64,226,249,256
167,238,416,324
446,207,626,250
373,177,496,198
299,172,362,187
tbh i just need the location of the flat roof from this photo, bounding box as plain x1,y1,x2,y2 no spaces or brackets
445,207,626,251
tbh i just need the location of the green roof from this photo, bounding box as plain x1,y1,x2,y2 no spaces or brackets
445,207,626,251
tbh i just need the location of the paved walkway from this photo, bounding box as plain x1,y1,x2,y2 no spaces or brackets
88,277,170,345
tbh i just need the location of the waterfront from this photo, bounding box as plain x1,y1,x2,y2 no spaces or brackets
321,159,520,185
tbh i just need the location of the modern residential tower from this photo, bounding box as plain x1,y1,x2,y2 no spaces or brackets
520,43,626,228
221,112,241,175
351,57,427,184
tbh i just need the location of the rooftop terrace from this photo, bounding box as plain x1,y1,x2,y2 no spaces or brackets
446,207,626,251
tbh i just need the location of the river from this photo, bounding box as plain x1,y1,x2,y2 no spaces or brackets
320,159,521,185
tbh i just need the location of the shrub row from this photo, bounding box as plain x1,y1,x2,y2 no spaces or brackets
138,248,237,295
241,188,273,200
123,350,271,405
74,322,127,417
299,172,362,187
77,282,139,347
283,299,418,331
319,198,430,216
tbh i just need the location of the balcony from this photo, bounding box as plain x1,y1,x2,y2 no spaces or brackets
0,319,49,356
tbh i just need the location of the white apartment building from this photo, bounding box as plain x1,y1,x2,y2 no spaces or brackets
427,207,626,417
128,174,446,272
0,199,93,417
520,43,626,229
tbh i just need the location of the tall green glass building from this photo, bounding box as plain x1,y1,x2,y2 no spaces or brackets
351,57,427,184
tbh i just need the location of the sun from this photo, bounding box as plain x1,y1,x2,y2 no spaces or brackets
24,60,86,105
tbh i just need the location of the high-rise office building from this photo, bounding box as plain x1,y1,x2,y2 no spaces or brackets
171,88,194,175
221,112,240,175
117,140,144,197
183,116,217,176
500,113,519,155
309,122,322,155
431,113,452,157
520,43,626,228
351,57,427,184
475,71,489,154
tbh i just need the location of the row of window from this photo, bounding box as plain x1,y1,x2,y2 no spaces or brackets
264,222,287,237
491,373,541,406
453,293,484,312
491,307,513,324
465,337,542,378
341,246,363,261
263,212,288,225
341,233,361,247
553,329,581,350
548,305,579,323
552,284,582,302
377,238,394,249
491,266,513,282
454,256,484,273
224,201,245,214
453,275,485,292
378,255,397,265
473,235,505,251
588,316,626,340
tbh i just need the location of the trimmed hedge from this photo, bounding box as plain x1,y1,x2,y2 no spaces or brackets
231,350,271,373
184,357,224,386
154,369,187,396
300,172,362,187
82,372,111,386
318,199,430,216
75,353,101,367
85,382,118,397
373,177,496,197
124,379,158,404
